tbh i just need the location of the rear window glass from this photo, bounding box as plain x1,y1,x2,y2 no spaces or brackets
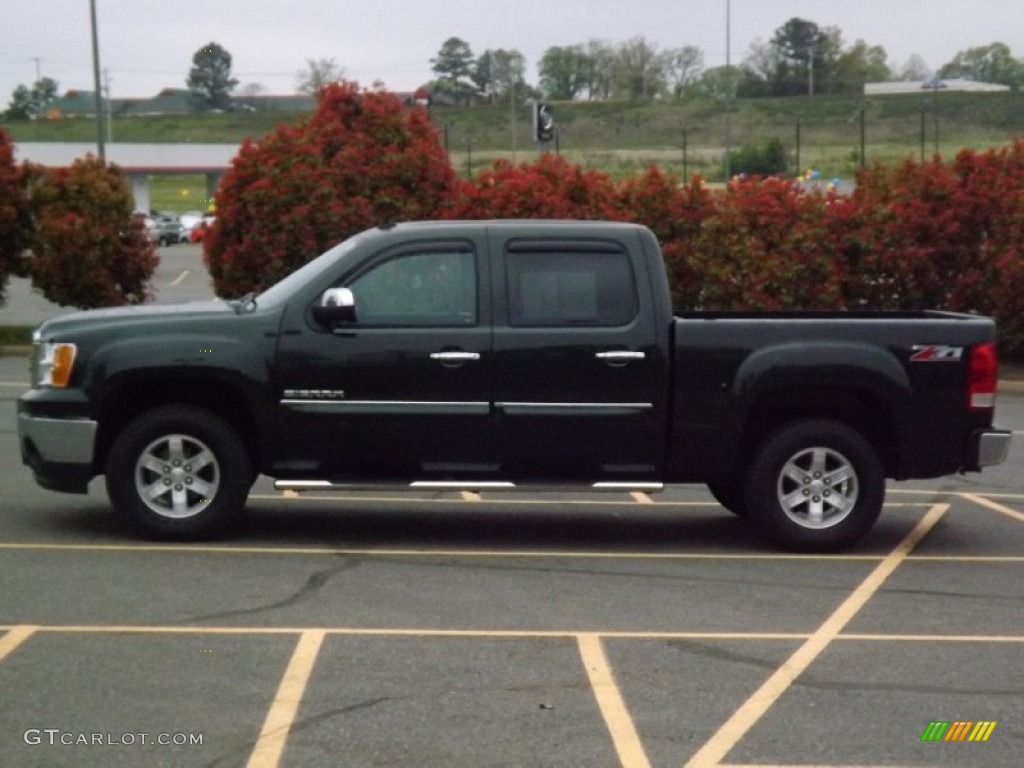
506,249,637,327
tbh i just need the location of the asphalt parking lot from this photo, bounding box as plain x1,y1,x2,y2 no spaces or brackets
1,249,1022,766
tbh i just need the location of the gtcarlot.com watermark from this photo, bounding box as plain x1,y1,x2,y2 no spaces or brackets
24,728,203,747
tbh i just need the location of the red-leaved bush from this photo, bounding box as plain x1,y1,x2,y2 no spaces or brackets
447,154,621,220
0,128,32,306
209,92,1024,357
28,156,158,308
204,82,457,297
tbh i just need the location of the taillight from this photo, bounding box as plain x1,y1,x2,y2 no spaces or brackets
968,341,998,410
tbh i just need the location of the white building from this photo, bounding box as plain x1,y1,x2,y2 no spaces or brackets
865,78,1011,96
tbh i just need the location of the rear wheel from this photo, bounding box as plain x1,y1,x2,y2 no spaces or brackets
743,420,884,552
105,405,252,537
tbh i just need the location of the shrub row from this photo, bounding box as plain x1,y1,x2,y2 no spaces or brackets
6,83,1023,359
205,84,1024,356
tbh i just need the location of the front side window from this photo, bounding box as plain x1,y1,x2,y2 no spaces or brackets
349,249,477,327
506,248,637,327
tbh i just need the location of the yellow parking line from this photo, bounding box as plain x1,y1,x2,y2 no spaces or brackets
578,633,651,768
959,493,1024,522
0,625,37,661
248,629,325,768
461,491,482,501
169,269,189,287
0,382,29,388
685,503,948,768
0,624,808,640
630,492,655,504
9,541,1019,562
0,624,1019,645
0,541,888,561
839,633,1024,643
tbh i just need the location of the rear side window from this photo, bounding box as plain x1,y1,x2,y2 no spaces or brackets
505,246,638,327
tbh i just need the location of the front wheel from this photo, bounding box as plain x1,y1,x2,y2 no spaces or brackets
743,420,884,552
105,406,253,538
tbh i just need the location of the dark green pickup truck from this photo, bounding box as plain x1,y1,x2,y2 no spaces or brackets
17,220,1012,550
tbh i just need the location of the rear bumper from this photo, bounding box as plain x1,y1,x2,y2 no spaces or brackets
17,411,97,493
966,428,1012,471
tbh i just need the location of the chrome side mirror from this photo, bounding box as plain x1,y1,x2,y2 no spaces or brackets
312,287,356,325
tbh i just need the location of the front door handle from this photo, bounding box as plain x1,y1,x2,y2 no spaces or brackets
596,351,645,362
430,351,481,362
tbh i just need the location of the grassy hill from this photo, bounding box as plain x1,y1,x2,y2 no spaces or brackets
6,91,1024,189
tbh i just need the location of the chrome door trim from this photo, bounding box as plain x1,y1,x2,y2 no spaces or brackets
496,401,653,417
595,351,646,361
280,400,490,416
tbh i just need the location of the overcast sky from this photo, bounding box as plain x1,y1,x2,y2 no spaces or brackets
2,0,1023,100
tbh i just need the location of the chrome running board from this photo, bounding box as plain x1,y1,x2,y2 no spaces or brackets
274,479,665,493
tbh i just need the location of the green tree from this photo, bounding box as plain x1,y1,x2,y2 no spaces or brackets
473,49,526,102
0,128,32,305
664,45,704,99
695,65,742,101
899,54,932,81
583,40,616,100
5,77,59,121
187,42,239,111
939,43,1024,87
833,40,891,94
431,37,476,103
28,157,158,308
613,36,667,101
539,45,589,100
205,82,457,297
296,58,345,94
769,18,840,96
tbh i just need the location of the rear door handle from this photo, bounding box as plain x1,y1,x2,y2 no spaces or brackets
596,351,645,361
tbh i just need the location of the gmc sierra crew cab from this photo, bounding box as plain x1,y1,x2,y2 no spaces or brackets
17,220,1012,550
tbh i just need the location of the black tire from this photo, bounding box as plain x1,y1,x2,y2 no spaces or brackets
707,477,747,516
105,405,252,538
743,419,884,552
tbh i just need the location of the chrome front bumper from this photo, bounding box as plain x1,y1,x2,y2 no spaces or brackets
18,413,98,493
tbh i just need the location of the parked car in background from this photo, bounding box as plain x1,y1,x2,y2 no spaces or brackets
151,213,187,246
178,212,204,241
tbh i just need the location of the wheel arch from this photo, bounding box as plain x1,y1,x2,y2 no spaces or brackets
94,375,266,476
738,385,899,477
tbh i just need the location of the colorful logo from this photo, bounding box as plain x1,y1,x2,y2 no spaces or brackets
920,721,997,742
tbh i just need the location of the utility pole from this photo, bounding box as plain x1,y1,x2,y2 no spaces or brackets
724,0,732,182
89,0,105,162
808,40,815,97
103,69,113,143
31,57,42,82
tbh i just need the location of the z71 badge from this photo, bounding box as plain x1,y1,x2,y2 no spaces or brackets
910,345,964,362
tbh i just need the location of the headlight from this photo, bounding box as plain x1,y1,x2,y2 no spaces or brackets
36,342,78,388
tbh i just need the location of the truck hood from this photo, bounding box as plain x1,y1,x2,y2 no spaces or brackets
35,301,236,340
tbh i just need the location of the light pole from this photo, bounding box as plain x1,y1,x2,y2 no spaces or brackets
724,0,732,182
89,0,105,161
